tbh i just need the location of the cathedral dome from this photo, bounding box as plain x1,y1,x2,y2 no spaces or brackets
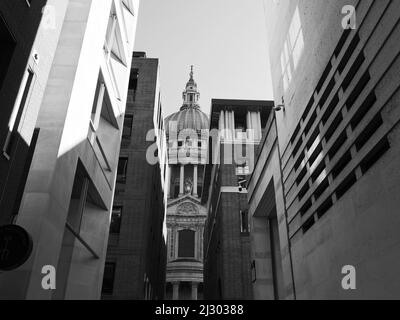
165,66,209,136
165,106,209,136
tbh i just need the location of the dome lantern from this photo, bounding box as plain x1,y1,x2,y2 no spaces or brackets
182,65,200,110
165,66,209,138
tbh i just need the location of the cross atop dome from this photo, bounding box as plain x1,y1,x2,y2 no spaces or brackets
182,65,200,110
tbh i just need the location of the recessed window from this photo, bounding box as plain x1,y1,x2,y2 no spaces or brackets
321,93,339,125
355,113,383,151
319,77,335,109
308,143,323,167
346,71,370,111
317,197,333,219
334,29,351,58
3,69,34,157
328,131,347,160
332,150,352,179
102,262,116,295
302,96,314,122
314,178,329,200
302,216,315,234
350,92,376,130
325,111,343,142
296,166,307,185
311,161,326,183
110,206,122,234
342,53,366,92
360,137,390,175
240,210,249,234
335,171,357,200
122,114,133,139
300,198,312,216
316,62,332,94
298,182,310,200
178,230,195,258
128,68,139,100
338,34,360,74
117,157,128,183
292,137,303,157
304,110,317,136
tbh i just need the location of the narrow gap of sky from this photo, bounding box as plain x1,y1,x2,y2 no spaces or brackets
134,0,274,118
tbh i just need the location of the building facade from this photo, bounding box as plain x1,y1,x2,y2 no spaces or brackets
164,68,209,300
202,99,273,300
247,0,400,299
101,53,167,300
0,0,140,299
0,0,54,225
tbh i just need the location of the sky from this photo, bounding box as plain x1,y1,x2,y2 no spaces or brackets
133,0,274,118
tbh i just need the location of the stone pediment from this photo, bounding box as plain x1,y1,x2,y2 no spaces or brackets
167,196,207,217
167,195,201,207
177,202,198,215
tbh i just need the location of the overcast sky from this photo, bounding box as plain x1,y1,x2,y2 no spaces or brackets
133,0,274,118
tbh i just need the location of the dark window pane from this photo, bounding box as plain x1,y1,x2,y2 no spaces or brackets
102,262,116,295
117,157,128,183
122,114,133,138
178,230,195,258
110,206,122,234
240,210,249,233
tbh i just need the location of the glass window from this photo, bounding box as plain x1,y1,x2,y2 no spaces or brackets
102,262,116,294
240,210,249,233
110,206,122,234
3,69,34,157
117,157,128,183
122,114,133,138
178,229,195,258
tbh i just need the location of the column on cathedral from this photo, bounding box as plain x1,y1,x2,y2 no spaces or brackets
179,164,184,195
246,111,262,141
193,164,198,196
191,282,198,300
167,164,171,199
173,282,180,300
231,110,235,140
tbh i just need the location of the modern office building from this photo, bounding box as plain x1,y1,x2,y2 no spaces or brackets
0,0,52,225
164,67,209,300
0,0,140,299
101,53,167,300
202,99,273,300
248,0,400,299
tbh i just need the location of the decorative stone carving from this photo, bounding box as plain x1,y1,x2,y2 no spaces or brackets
177,202,199,215
184,178,193,194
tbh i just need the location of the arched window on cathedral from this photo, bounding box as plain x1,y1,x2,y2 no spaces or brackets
178,229,195,258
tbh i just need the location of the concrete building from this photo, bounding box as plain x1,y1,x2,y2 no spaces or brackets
202,99,273,300
164,67,209,300
101,53,167,300
0,0,140,299
247,0,400,299
0,0,53,225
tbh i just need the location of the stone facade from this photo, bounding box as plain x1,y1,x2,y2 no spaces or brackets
164,68,209,300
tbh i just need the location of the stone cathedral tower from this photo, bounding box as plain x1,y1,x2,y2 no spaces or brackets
164,67,209,300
